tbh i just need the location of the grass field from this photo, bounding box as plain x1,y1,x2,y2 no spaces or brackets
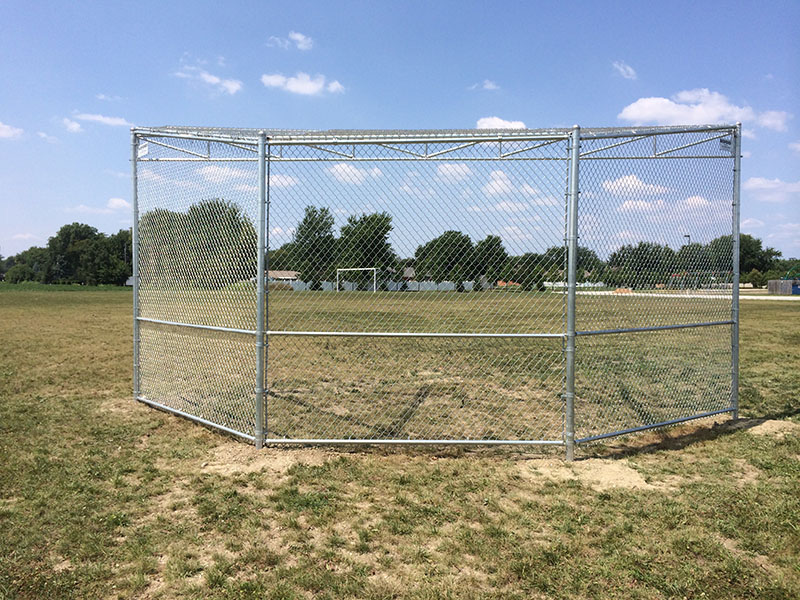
0,284,798,599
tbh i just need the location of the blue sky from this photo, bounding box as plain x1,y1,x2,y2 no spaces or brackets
1,0,798,258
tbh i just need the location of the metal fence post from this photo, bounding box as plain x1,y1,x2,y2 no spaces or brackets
255,131,267,448
731,123,742,420
131,129,140,402
564,125,580,461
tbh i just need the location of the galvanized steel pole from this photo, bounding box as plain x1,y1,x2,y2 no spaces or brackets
564,125,580,461
131,130,140,402
255,131,267,448
731,123,742,420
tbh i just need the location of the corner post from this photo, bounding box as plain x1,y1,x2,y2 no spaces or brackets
564,125,581,461
255,131,267,448
131,129,140,402
731,123,742,420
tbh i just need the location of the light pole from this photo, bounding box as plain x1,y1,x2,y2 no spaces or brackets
684,234,691,246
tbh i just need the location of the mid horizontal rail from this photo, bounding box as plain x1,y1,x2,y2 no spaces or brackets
575,407,735,444
137,317,732,338
137,317,257,335
576,321,734,336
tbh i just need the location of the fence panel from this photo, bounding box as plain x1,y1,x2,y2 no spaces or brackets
266,135,570,442
135,136,260,438
574,128,737,440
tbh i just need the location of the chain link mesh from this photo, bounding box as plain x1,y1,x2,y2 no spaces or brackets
266,138,570,441
574,129,735,439
136,137,259,437
134,126,737,446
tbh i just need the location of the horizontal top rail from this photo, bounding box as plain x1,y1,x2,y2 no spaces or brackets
132,124,737,146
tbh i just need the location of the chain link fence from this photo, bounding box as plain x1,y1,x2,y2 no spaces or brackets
132,125,741,455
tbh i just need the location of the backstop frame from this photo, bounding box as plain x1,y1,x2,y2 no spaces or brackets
131,124,741,457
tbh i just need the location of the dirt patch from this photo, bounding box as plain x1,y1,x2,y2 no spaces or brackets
748,419,800,439
732,459,760,486
518,458,658,491
202,442,330,477
719,536,775,573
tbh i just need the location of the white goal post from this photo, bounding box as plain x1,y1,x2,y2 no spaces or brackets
336,268,377,293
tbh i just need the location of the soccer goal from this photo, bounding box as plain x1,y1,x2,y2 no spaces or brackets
336,267,377,293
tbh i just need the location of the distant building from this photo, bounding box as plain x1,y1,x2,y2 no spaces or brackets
268,270,299,281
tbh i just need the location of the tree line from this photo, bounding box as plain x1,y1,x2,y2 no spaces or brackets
269,206,791,290
1,223,132,285
1,200,794,289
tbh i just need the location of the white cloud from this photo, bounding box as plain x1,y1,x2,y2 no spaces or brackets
618,88,792,132
12,233,39,241
0,121,24,139
37,131,58,143
682,195,711,208
602,174,670,196
789,141,800,153
327,163,378,184
742,177,800,203
519,184,559,206
617,199,666,212
67,197,131,214
270,173,300,187
476,116,526,129
267,36,290,49
499,225,532,242
756,110,791,132
175,65,242,95
197,165,250,182
96,93,122,101
483,169,515,196
436,163,472,181
288,31,313,50
269,31,314,51
261,72,343,96
231,173,301,191
741,218,764,229
62,118,82,133
470,80,499,91
494,200,529,212
107,197,131,210
74,113,133,127
612,61,637,80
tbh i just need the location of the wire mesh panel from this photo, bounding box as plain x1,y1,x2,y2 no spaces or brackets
574,128,736,440
132,125,740,450
266,135,570,442
135,136,260,438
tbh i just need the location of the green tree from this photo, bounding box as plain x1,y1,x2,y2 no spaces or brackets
473,235,508,285
44,223,101,283
268,242,296,271
184,199,257,288
293,206,336,290
5,263,36,283
415,231,474,283
6,246,49,283
705,234,781,274
608,242,676,287
338,212,397,289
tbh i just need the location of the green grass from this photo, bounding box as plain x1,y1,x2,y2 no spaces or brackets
0,286,798,598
